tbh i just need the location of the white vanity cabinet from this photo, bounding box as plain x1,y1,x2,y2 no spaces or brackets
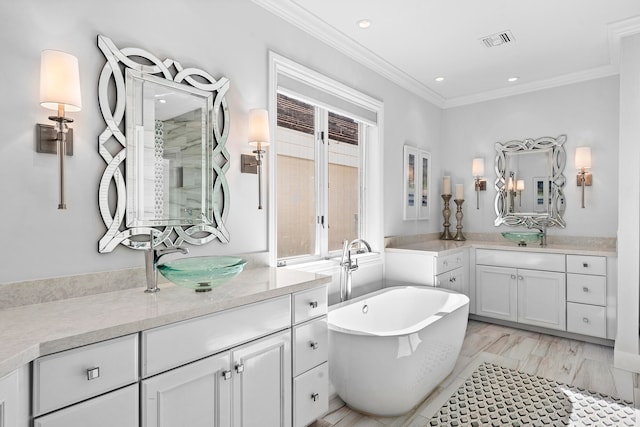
32,333,139,427
566,254,608,338
0,366,29,427
475,249,566,331
292,287,329,427
385,248,469,296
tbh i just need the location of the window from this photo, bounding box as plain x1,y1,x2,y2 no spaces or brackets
268,52,383,266
276,93,364,260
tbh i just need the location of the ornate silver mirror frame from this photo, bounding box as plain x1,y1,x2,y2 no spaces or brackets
494,135,567,229
97,35,230,252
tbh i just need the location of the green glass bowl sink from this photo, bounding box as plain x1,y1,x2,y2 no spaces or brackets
501,231,543,246
158,256,247,292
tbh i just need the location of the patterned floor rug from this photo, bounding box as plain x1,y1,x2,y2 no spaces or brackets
428,362,638,426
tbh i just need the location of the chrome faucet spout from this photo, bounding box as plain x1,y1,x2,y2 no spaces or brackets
339,238,372,302
145,232,189,293
532,225,547,247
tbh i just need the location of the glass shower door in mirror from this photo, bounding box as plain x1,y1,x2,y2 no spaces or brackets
125,70,213,227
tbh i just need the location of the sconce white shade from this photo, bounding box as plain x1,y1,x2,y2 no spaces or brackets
516,179,525,191
472,158,485,177
575,147,592,170
248,109,270,148
40,50,82,112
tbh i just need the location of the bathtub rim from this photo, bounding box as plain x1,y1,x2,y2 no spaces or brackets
327,285,469,337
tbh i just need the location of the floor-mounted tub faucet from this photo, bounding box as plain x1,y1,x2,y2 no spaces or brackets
144,232,189,293
339,239,372,301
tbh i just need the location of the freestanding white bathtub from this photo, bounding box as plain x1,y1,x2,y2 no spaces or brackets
328,286,469,416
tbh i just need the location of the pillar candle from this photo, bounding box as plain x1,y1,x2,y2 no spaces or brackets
455,183,464,200
443,176,451,195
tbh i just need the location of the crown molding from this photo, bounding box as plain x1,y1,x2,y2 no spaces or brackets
608,15,640,69
443,64,618,109
253,0,445,108
254,1,640,109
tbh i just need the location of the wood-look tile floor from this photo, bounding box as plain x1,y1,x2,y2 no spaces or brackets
314,320,637,427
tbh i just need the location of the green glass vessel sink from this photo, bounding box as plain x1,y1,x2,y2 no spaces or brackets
501,231,543,246
158,256,247,292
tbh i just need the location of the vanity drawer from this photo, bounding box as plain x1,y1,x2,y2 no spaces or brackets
293,316,328,376
566,302,606,338
476,249,565,272
293,286,327,325
34,384,138,427
566,255,606,276
142,295,290,377
33,334,138,416
567,274,606,306
293,362,328,427
435,250,467,275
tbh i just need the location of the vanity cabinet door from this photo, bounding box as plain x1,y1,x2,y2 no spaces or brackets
141,352,231,427
517,269,566,330
0,367,29,427
231,330,292,427
475,266,518,322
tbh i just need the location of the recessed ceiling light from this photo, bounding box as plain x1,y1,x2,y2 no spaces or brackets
357,19,371,29
434,76,445,82
507,76,519,83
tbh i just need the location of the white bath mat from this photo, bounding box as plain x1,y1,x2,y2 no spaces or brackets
427,362,638,426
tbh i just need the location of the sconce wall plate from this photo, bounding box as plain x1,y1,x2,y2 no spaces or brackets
576,173,592,186
36,124,73,155
475,179,486,191
241,154,258,174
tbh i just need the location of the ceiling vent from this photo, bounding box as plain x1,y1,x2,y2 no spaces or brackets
480,30,515,48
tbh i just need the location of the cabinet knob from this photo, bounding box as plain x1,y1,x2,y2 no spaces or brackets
443,261,448,267
86,367,100,381
449,276,456,283
235,363,244,374
518,276,524,281
582,286,589,293
309,341,319,350
510,274,516,280
309,301,318,309
311,393,319,402
582,317,590,324
583,263,589,268
222,370,232,380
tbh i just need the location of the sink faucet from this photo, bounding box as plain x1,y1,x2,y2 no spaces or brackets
533,224,547,247
339,239,372,302
144,232,189,293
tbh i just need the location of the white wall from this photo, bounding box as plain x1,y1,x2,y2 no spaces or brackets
0,0,440,283
441,77,619,238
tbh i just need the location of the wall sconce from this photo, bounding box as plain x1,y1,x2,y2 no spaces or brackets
37,50,82,209
575,146,592,208
472,158,486,209
516,179,525,207
241,109,270,209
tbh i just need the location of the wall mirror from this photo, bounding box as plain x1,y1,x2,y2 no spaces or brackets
494,135,567,229
97,35,230,252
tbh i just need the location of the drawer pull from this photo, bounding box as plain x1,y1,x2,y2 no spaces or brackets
309,341,319,350
583,317,590,324
309,301,318,309
583,263,589,268
222,370,232,380
235,363,244,374
311,392,319,402
443,261,448,267
86,367,100,381
449,276,456,283
582,287,589,293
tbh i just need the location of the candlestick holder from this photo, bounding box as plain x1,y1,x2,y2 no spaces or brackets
453,199,466,241
440,194,453,240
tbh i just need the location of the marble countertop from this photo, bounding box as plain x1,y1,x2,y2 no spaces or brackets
0,267,330,379
386,238,617,257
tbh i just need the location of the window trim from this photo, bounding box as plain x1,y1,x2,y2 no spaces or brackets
268,52,384,267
